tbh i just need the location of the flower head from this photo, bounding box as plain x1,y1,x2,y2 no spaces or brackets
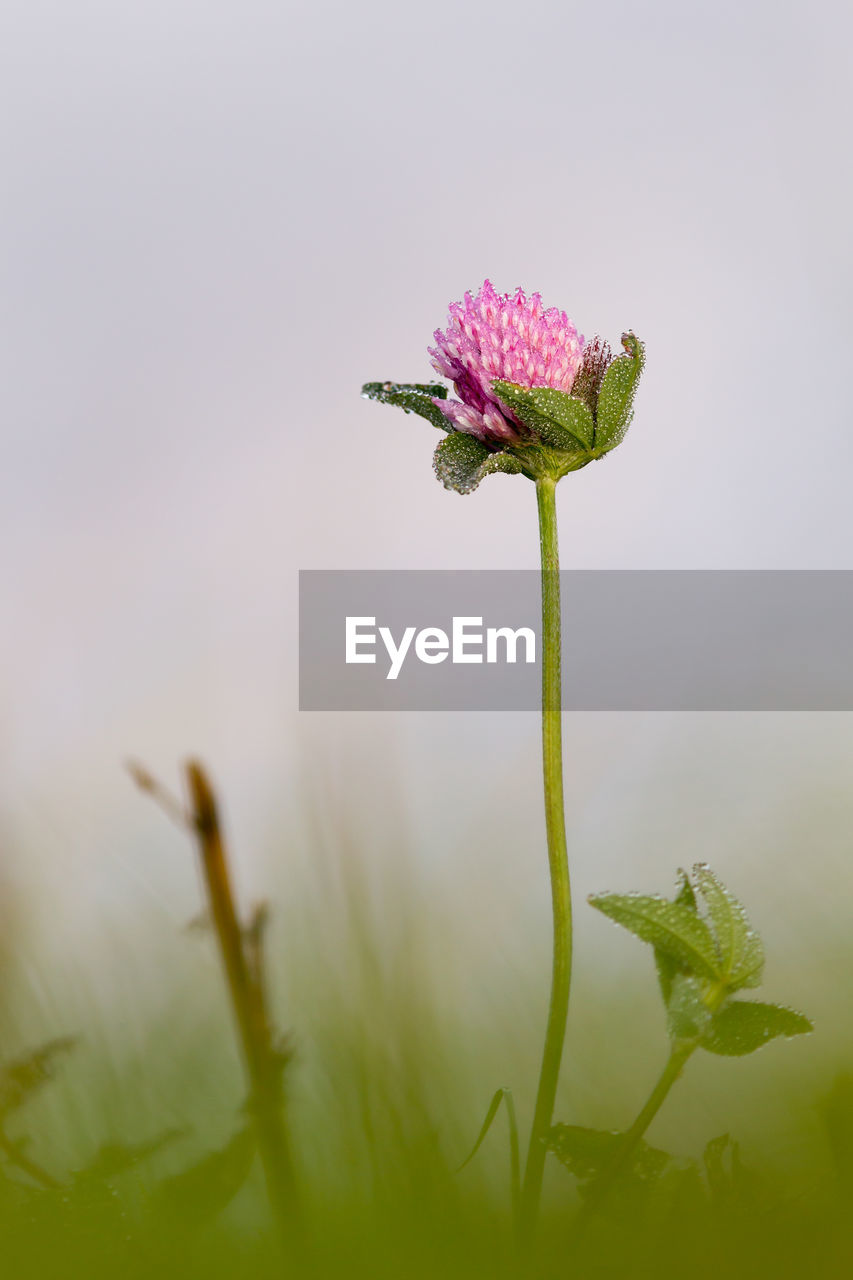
362,281,643,495
428,280,585,444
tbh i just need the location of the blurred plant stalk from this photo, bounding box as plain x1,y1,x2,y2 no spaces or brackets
184,761,301,1246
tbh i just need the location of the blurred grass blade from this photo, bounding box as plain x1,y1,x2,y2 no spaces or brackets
456,1088,520,1220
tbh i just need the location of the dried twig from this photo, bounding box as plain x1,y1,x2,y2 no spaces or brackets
183,760,300,1244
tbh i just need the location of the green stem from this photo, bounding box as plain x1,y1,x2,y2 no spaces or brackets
576,1041,696,1231
519,476,573,1249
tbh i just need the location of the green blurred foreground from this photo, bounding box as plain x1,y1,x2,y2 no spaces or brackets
6,1017,853,1279
2,772,852,1279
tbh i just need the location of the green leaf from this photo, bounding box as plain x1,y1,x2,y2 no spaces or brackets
589,892,721,982
655,951,679,1007
77,1129,186,1181
548,1124,670,1184
491,381,593,452
595,331,645,453
153,1128,256,1224
701,1001,813,1056
432,432,522,494
674,867,698,912
361,381,450,432
704,1133,739,1200
666,974,713,1041
655,869,699,1004
693,863,764,990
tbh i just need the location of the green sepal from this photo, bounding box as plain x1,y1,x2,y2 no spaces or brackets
589,891,721,982
508,442,595,483
700,1000,813,1056
491,381,593,452
693,863,765,991
548,1124,670,1185
595,332,645,453
361,381,450,433
433,432,523,495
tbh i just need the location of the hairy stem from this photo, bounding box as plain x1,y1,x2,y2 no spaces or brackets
185,761,300,1244
519,476,573,1249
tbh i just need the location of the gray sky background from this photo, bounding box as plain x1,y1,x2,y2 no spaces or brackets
2,0,852,994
